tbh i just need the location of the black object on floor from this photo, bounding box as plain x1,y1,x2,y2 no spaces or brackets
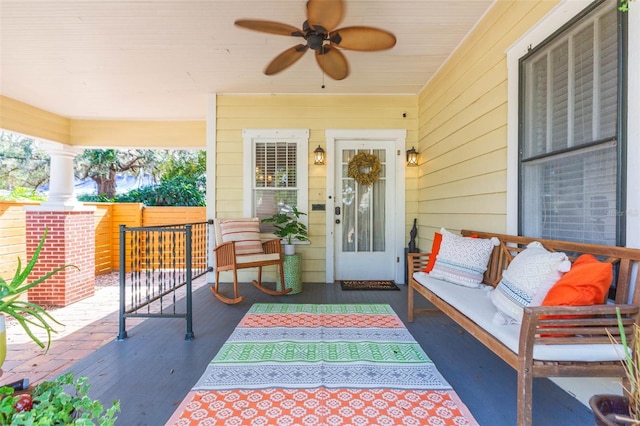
340,280,400,291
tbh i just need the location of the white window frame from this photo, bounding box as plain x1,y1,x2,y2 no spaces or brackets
242,129,309,236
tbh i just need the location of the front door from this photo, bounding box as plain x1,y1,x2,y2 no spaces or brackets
334,140,396,280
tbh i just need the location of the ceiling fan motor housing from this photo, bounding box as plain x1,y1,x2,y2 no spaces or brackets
307,33,326,50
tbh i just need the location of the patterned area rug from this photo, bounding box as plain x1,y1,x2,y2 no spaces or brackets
166,303,478,425
340,280,400,291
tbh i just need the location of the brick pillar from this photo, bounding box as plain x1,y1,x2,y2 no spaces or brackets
26,210,95,307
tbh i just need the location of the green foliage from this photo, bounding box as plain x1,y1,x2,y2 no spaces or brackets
0,133,50,191
261,206,309,244
613,307,640,420
0,187,47,202
619,0,633,12
76,194,116,203
116,176,205,206
0,229,76,350
160,151,206,182
0,373,120,425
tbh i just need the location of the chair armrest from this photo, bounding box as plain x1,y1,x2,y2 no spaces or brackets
213,241,236,267
262,238,282,255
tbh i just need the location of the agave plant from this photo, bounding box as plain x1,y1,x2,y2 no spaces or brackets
0,229,76,351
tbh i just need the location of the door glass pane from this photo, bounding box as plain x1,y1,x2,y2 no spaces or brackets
342,179,356,252
357,183,371,251
372,149,385,252
341,148,386,253
342,149,356,252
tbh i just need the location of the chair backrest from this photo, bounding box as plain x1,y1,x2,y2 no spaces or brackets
213,218,279,246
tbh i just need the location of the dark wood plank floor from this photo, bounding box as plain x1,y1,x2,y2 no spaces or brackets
67,280,593,425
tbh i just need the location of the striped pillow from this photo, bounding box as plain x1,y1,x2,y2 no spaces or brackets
429,228,499,288
218,219,264,255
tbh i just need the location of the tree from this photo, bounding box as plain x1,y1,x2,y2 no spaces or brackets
159,150,206,189
0,132,50,191
75,149,163,198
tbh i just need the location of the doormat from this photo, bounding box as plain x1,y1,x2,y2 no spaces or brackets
340,280,400,291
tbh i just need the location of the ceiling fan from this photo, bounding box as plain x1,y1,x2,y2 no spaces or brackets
234,0,396,81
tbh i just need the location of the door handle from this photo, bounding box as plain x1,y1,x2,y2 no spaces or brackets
335,206,341,215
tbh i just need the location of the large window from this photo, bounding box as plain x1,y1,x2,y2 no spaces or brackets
242,129,309,233
519,0,624,245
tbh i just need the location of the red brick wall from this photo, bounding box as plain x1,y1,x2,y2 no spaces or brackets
26,211,95,306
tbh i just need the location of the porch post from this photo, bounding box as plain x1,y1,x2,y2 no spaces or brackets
24,142,96,307
40,144,83,209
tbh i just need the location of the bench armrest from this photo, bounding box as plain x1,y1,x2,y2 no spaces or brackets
519,304,640,353
407,252,431,275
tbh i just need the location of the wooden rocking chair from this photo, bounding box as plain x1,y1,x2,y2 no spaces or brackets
211,218,291,304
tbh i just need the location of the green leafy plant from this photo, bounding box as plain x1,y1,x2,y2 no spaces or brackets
0,229,76,350
0,373,120,425
619,0,633,12
261,206,309,245
609,307,640,421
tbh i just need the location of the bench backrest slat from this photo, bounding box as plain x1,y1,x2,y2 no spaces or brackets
461,229,640,304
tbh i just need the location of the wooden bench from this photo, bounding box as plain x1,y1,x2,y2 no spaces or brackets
407,229,640,426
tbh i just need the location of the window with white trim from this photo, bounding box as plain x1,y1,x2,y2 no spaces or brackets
242,129,309,233
519,0,624,245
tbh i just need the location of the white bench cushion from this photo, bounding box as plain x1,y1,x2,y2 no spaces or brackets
412,272,625,362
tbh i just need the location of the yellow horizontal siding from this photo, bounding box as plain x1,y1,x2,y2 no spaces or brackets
415,0,559,249
216,94,418,282
70,120,206,148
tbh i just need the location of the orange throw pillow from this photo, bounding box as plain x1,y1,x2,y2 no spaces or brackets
542,254,613,306
423,232,442,273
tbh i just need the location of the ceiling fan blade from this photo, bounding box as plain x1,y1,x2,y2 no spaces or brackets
307,0,344,32
315,46,349,80
330,26,397,51
265,44,309,75
235,19,303,37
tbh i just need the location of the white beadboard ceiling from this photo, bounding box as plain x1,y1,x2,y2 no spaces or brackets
0,1,493,120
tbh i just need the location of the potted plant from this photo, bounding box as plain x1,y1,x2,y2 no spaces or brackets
0,372,120,424
590,308,640,425
0,229,76,368
262,206,309,255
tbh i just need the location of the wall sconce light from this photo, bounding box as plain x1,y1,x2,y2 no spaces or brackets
406,146,418,167
314,145,325,165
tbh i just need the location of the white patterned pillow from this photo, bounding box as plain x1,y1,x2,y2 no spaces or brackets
491,241,570,324
218,218,264,256
429,228,499,288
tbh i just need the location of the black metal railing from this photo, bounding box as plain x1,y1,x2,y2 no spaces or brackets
117,221,210,341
